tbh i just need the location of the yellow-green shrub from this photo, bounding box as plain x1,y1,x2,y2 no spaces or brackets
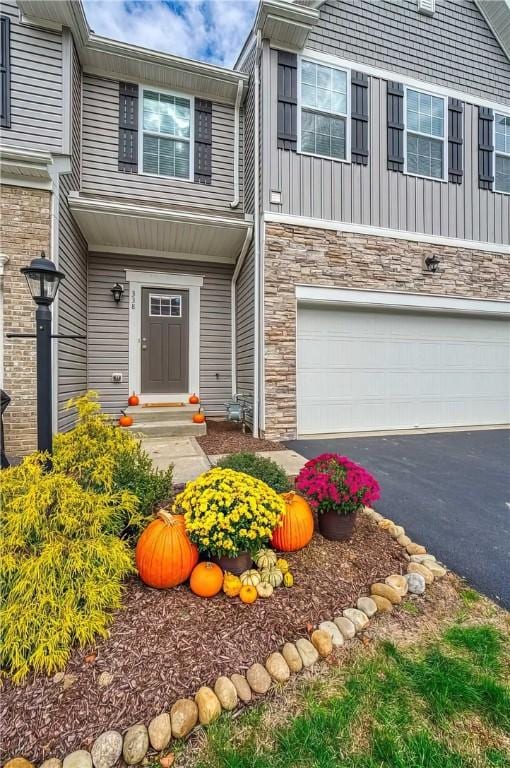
0,454,136,683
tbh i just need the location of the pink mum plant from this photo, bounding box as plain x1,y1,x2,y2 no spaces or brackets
295,453,380,517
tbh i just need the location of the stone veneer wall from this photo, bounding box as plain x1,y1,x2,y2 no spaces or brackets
263,223,510,440
1,185,51,457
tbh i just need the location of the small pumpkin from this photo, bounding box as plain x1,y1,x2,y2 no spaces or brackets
118,411,133,427
192,408,206,424
239,584,258,604
190,562,223,598
189,393,200,404
271,492,314,552
255,548,278,569
276,557,289,574
136,510,198,589
256,581,274,598
223,572,242,598
259,567,283,588
283,572,294,588
240,569,261,587
128,392,139,406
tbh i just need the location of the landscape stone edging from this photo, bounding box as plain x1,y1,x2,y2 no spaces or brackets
6,508,445,768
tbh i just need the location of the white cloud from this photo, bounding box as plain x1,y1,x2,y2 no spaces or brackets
82,0,258,66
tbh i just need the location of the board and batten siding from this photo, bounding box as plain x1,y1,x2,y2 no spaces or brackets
87,254,234,416
265,49,510,245
81,74,243,213
57,40,87,431
0,0,63,151
308,0,510,105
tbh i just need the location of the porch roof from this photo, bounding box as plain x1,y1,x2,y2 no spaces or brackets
68,194,252,264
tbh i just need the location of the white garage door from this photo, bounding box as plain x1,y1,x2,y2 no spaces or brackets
297,305,510,435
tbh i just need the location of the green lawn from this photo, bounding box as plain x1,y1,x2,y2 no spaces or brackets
186,613,510,768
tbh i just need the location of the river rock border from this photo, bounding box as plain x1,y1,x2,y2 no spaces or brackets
5,509,447,768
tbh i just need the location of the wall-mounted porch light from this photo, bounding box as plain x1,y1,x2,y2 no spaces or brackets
424,254,440,273
111,282,125,303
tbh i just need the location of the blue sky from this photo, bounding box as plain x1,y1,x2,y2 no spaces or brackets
82,0,258,67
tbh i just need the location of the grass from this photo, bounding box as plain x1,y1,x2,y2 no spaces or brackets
186,621,510,768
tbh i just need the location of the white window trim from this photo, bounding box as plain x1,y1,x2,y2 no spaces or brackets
125,270,202,402
297,53,351,164
403,85,448,183
494,111,510,196
138,84,194,182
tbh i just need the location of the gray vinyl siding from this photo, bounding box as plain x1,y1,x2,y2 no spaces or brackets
265,49,510,245
87,254,234,417
308,0,510,105
57,40,87,430
0,0,63,151
235,239,255,404
81,74,243,213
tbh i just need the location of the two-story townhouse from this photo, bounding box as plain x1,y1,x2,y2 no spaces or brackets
1,0,509,455
237,0,510,440
0,0,252,455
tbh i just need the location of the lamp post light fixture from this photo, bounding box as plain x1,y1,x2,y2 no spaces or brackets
110,282,125,304
424,254,440,273
19,252,65,455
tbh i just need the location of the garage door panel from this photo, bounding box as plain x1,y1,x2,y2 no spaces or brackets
297,306,510,434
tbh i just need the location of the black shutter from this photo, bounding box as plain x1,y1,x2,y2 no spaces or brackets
351,71,369,165
0,16,11,129
448,98,463,184
194,98,212,184
118,82,138,173
478,106,494,190
387,81,404,172
277,51,297,150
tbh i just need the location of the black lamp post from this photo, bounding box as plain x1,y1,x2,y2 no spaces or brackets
20,252,64,454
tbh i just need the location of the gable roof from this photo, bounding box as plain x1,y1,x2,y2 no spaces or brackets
475,0,510,59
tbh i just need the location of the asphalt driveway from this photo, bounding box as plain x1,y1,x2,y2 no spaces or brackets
286,429,510,610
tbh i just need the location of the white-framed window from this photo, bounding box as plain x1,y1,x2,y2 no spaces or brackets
494,112,510,195
404,87,447,181
298,57,350,162
149,294,182,317
140,87,193,180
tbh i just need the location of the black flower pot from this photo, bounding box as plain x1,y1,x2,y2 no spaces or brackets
211,551,253,575
318,510,357,541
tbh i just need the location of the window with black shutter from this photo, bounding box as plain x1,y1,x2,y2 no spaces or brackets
351,71,369,165
299,57,349,161
0,15,11,129
139,87,193,179
448,98,463,184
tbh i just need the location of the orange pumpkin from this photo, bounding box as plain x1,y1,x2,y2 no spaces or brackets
239,584,258,604
189,562,223,597
119,411,133,427
192,409,206,424
189,393,200,404
128,392,139,406
271,491,314,552
136,510,199,589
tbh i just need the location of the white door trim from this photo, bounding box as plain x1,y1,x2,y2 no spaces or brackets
295,285,510,316
125,270,203,402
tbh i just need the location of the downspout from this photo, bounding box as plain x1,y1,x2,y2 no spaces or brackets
230,79,244,209
231,225,253,396
253,29,262,437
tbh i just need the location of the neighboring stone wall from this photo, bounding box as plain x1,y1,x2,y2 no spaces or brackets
1,185,51,457
263,223,510,440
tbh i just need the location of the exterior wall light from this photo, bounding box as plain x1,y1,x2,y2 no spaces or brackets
111,283,125,303
424,255,440,273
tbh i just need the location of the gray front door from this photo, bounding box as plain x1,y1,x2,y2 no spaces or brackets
141,288,189,393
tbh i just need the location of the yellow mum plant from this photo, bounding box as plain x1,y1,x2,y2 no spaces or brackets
174,468,286,557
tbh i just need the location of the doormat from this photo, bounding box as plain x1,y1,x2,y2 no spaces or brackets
142,402,186,408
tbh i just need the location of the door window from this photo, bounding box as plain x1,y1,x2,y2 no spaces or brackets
149,294,182,317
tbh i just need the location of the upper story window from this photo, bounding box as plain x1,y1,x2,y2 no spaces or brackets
299,59,349,161
0,15,11,129
494,113,510,194
141,89,192,180
405,88,446,181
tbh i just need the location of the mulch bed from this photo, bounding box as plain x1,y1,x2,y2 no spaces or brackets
196,420,282,456
1,516,407,763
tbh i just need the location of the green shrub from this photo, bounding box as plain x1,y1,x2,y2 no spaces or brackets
53,392,173,539
0,454,135,682
216,452,292,493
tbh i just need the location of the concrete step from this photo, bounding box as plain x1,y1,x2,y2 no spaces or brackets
126,419,206,438
125,404,200,422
